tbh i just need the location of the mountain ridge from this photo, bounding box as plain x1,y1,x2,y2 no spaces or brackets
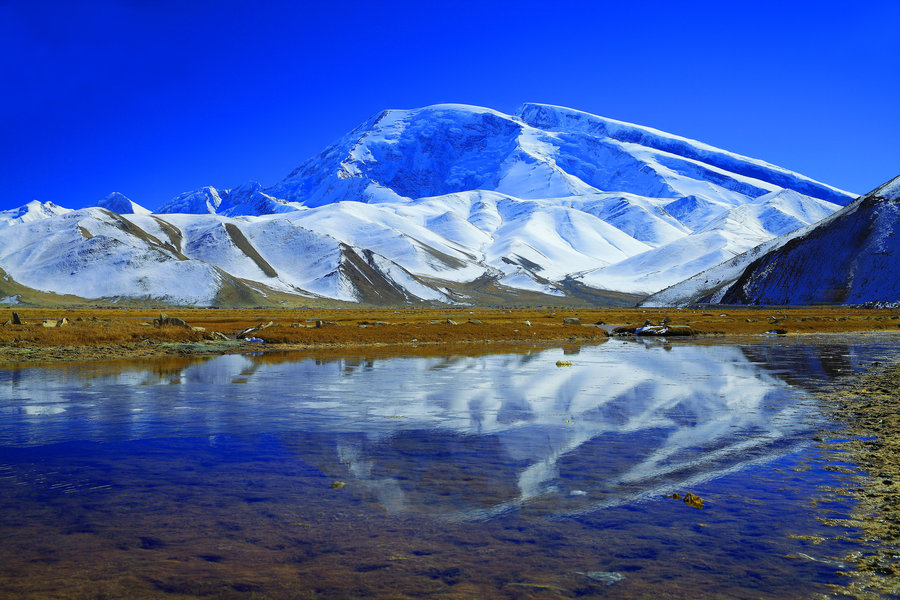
1,103,861,307
642,174,900,306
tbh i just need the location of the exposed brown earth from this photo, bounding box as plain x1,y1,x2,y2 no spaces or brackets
0,306,898,366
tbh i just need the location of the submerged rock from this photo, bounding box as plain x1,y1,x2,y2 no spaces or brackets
683,492,704,509
580,571,625,586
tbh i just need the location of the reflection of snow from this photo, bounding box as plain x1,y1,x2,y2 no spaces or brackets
0,340,819,519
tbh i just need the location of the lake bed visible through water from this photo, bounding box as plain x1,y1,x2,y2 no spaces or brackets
1,335,898,599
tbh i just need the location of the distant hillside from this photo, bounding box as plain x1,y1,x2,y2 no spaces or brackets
644,175,899,306
719,175,899,305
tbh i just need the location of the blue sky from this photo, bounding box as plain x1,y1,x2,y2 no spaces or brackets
2,0,898,211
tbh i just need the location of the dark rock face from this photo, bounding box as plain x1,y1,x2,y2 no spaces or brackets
719,177,900,306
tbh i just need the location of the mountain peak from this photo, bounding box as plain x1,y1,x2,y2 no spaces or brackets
94,192,151,215
0,200,71,226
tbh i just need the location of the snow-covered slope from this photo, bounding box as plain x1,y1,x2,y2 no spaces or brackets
0,208,224,305
262,103,851,211
517,104,850,205
644,174,900,306
0,200,71,226
578,189,842,295
92,192,151,215
0,103,857,305
639,226,821,307
714,175,900,305
157,182,306,217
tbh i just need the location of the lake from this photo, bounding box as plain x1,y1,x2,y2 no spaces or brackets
1,335,897,599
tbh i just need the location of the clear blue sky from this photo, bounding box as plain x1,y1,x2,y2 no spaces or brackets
2,0,898,212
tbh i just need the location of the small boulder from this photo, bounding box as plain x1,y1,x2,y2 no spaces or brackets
41,319,58,328
563,317,581,325
153,313,190,328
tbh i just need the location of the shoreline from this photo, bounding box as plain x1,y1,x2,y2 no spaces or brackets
0,306,900,368
0,307,900,368
809,361,900,597
1,306,899,366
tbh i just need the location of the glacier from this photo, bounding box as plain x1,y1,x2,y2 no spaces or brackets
0,103,858,306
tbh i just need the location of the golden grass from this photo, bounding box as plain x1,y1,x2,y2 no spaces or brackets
0,306,898,365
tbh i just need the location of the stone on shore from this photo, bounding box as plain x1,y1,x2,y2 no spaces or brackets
153,313,190,328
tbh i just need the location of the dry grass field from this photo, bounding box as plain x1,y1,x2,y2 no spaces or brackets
0,306,898,365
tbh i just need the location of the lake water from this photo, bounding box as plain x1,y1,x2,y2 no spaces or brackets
1,335,898,599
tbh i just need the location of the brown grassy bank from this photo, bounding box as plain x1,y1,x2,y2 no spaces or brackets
0,306,898,365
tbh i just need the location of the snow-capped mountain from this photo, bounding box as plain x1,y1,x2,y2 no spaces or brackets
0,200,71,227
92,192,151,215
644,174,900,306
157,183,305,217
0,103,858,306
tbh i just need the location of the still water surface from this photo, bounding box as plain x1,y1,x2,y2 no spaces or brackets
0,336,897,599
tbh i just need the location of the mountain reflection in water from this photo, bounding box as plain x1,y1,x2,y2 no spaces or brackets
0,339,815,521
